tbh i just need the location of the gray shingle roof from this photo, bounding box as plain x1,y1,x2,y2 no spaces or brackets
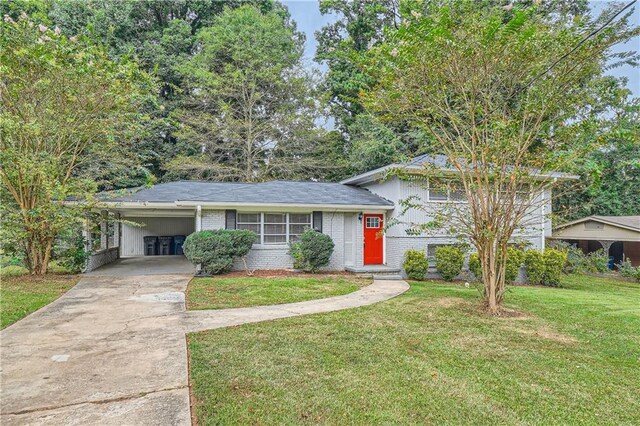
103,181,393,206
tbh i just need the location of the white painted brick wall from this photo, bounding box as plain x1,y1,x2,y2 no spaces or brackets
201,210,225,229
200,209,346,271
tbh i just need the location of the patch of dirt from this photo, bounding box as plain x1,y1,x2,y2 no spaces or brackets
436,297,466,307
496,308,530,319
2,274,79,284
508,326,578,344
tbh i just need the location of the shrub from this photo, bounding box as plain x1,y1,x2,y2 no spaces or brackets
0,265,28,277
543,249,567,287
403,250,429,280
586,249,609,273
524,250,545,285
504,247,524,284
183,229,255,275
468,247,523,284
47,261,73,274
468,253,482,281
289,228,335,273
53,233,88,273
435,245,465,281
548,240,587,274
618,259,640,282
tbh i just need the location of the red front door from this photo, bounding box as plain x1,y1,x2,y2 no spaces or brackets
364,214,384,265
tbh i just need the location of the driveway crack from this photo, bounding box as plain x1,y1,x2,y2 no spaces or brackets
2,385,189,416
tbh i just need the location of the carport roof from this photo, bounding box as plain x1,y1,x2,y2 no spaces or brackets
99,181,394,207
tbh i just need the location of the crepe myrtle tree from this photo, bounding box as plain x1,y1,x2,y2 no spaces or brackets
360,2,639,313
0,14,156,274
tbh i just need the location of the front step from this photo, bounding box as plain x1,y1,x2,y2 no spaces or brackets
373,274,404,281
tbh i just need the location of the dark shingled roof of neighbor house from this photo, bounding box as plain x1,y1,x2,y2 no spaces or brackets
102,181,394,206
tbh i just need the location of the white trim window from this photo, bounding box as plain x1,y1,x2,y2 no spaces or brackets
237,212,312,245
428,180,466,202
237,213,261,243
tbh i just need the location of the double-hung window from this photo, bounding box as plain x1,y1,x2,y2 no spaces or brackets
237,213,261,243
236,213,312,245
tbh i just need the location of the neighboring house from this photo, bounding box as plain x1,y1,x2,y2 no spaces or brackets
85,154,570,273
551,216,640,267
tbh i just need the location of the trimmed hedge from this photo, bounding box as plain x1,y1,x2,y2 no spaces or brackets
468,253,482,281
435,246,465,281
289,228,334,273
403,249,429,280
543,249,568,287
524,249,567,286
524,250,545,285
468,247,523,284
183,229,255,275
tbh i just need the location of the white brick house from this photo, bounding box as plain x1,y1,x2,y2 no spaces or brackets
87,155,572,273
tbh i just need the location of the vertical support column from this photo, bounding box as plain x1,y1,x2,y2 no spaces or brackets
598,240,614,254
83,214,93,253
113,212,119,246
100,210,108,250
196,205,202,232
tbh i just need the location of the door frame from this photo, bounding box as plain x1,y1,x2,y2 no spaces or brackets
363,213,385,265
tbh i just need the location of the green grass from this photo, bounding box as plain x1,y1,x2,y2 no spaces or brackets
186,275,370,310
188,275,640,425
1,274,79,329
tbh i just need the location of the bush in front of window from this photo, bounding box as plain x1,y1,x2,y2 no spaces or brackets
289,228,334,273
543,248,568,287
183,230,256,275
435,245,465,281
468,247,523,283
523,250,545,285
468,253,482,281
403,249,429,280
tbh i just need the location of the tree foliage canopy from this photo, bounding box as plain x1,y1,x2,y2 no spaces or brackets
359,1,638,312
0,14,155,273
168,5,333,182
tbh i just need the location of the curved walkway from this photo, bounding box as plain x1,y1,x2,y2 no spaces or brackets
0,268,408,426
185,279,410,332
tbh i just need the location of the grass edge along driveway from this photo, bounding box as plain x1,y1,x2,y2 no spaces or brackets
188,274,640,425
1,274,79,329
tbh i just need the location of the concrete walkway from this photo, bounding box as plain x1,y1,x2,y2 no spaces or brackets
1,267,409,425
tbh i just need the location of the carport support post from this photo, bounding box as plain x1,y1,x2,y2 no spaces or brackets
100,210,109,250
195,205,202,274
598,240,614,256
83,215,93,253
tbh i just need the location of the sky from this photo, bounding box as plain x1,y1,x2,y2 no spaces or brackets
283,0,640,97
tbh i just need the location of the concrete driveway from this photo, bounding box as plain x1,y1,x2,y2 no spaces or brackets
0,258,193,425
1,257,408,425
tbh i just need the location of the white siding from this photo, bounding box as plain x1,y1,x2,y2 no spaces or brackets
121,216,195,256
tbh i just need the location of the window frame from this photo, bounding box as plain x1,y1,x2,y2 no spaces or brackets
427,179,467,203
236,212,312,246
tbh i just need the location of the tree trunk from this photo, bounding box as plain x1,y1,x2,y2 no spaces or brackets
25,234,53,275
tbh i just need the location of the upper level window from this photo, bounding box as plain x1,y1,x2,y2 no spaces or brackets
428,180,465,202
237,212,312,245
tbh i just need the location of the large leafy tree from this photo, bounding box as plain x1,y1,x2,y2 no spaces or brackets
555,77,640,219
48,0,277,182
0,14,155,274
360,2,638,313
315,0,593,181
168,5,333,182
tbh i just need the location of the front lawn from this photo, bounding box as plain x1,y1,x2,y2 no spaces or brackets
186,275,370,310
188,275,640,425
0,274,79,329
